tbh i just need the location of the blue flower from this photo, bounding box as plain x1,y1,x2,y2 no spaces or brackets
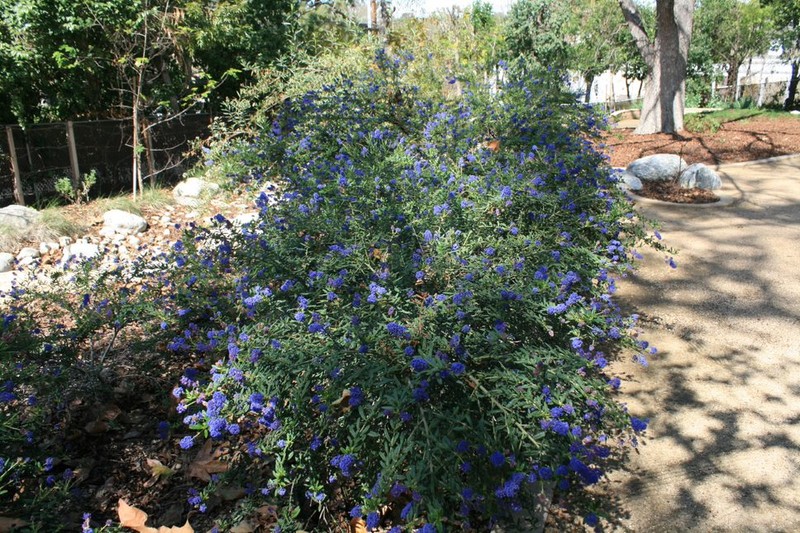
489,451,505,468
349,386,364,407
157,421,170,440
631,417,649,432
331,454,358,477
366,511,380,530
386,322,409,338
209,418,227,438
410,358,429,372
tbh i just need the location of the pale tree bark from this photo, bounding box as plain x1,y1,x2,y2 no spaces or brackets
618,0,694,134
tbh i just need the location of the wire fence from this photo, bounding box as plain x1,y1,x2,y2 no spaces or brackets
0,114,211,207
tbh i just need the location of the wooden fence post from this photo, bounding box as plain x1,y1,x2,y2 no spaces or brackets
6,126,24,206
66,121,81,190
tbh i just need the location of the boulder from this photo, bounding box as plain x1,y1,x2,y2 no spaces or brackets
17,247,40,261
0,252,14,273
173,178,220,206
626,154,689,182
0,205,40,230
103,209,148,235
679,163,722,190
62,243,100,262
615,169,643,191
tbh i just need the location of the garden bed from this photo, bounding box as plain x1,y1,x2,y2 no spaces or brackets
604,111,800,167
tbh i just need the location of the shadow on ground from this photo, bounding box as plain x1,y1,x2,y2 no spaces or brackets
594,158,800,531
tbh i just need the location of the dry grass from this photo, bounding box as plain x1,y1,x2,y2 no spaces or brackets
0,186,174,254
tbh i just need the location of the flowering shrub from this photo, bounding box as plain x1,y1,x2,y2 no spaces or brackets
1,53,665,530
151,54,662,530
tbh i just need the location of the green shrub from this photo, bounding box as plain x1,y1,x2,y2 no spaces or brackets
1,52,668,531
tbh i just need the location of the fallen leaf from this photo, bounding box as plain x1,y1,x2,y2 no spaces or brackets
85,420,110,434
146,459,174,479
118,499,194,533
0,517,29,532
228,520,255,533
217,485,246,501
187,439,228,482
255,505,278,528
118,499,149,530
350,517,367,533
486,139,501,152
99,403,122,421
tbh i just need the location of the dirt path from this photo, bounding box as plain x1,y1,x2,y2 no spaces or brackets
604,156,800,531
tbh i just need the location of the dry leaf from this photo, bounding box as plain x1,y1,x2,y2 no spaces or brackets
255,504,278,527
0,517,29,532
350,517,367,533
85,420,110,434
187,439,228,482
100,403,122,421
217,485,246,501
118,499,194,533
486,139,501,152
146,459,174,478
118,499,149,530
228,520,255,533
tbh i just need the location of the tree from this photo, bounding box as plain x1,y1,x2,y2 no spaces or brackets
691,0,775,103
618,0,695,134
504,0,571,71
566,0,631,103
763,0,800,109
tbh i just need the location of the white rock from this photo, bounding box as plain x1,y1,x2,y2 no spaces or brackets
17,247,40,260
0,205,40,230
46,241,59,250
38,242,58,255
0,252,14,273
17,255,38,268
679,163,722,190
233,212,259,226
627,154,689,182
98,227,117,238
614,168,643,191
128,236,141,247
62,243,100,262
173,178,221,206
58,236,73,247
0,271,15,294
103,209,148,235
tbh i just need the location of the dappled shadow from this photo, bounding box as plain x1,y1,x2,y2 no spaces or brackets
598,159,800,530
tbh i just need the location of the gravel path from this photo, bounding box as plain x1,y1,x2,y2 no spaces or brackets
605,156,800,531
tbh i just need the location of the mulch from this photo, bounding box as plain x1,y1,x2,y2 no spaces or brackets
634,180,719,204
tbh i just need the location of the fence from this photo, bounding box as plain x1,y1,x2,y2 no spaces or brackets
0,114,211,207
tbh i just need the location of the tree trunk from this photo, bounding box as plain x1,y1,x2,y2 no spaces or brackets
619,0,694,134
725,61,741,102
584,75,594,103
785,60,799,110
